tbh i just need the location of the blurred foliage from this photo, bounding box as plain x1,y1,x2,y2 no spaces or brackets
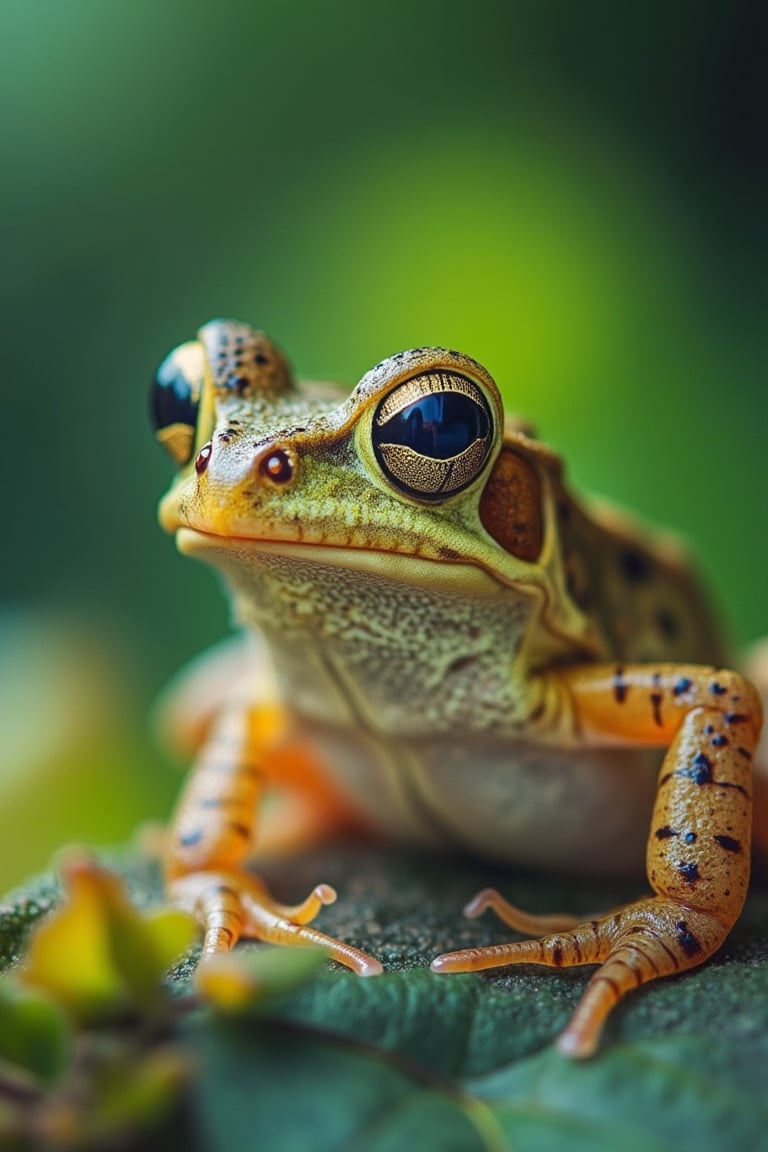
0,2,765,900
1,847,767,1150
0,856,195,1149
0,612,177,889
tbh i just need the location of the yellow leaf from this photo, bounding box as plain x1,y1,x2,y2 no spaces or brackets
21,852,196,1020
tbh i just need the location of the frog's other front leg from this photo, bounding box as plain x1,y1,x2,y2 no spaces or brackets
165,704,382,976
432,664,762,1057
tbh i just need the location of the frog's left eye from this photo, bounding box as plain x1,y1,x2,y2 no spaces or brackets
150,342,204,466
372,372,494,501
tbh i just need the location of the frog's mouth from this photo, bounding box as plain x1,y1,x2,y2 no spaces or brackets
175,526,506,597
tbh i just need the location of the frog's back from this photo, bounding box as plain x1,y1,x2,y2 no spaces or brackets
498,410,726,668
555,482,727,667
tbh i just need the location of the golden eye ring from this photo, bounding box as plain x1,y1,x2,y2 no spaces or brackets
371,370,494,502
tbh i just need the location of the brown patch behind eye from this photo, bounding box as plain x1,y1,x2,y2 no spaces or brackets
479,448,543,562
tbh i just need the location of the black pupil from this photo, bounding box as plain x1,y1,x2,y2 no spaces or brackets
150,352,199,432
379,393,488,458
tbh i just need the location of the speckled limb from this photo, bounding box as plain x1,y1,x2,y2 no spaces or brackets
432,663,762,1058
165,705,382,975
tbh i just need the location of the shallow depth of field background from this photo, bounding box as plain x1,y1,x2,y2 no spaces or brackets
0,2,765,890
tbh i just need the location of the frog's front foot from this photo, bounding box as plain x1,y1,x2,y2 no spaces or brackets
169,869,383,976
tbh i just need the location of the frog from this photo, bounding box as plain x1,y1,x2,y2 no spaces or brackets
150,318,765,1058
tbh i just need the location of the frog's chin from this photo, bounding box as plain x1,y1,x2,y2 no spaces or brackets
174,526,504,595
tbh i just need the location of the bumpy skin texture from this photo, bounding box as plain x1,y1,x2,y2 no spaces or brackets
153,319,765,1058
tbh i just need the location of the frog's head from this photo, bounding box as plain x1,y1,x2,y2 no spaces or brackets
151,317,597,646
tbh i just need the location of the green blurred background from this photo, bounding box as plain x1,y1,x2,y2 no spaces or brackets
1,1,765,890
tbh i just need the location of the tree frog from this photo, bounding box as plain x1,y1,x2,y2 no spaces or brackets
151,319,765,1058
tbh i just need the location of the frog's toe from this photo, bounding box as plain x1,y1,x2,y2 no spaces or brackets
239,883,383,975
462,887,583,933
170,869,382,976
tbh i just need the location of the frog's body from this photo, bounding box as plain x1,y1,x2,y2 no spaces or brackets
152,320,763,1057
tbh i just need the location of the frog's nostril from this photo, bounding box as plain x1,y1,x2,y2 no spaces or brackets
259,447,295,486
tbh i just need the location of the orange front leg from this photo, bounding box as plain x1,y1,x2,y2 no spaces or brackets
165,704,382,976
432,664,762,1057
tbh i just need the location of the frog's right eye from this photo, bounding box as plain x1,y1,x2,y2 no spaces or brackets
150,341,204,465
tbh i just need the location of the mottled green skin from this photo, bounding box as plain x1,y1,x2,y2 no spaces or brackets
157,321,727,875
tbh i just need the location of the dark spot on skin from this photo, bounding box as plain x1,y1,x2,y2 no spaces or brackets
656,609,679,639
228,822,251,839
676,920,702,957
710,682,727,696
234,376,250,395
438,546,461,560
684,831,697,844
620,549,651,582
529,702,545,722
448,349,461,358
218,428,240,443
714,835,742,853
678,862,700,884
179,830,204,848
725,713,749,725
614,667,629,704
705,725,714,734
736,746,752,759
721,781,750,798
711,734,729,748
655,826,678,839
673,677,693,697
552,943,564,966
254,353,269,365
650,692,664,726
685,752,713,785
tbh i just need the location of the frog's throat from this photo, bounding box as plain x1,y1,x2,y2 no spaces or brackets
175,526,512,598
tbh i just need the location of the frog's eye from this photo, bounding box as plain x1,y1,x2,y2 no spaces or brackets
372,372,494,501
150,341,204,466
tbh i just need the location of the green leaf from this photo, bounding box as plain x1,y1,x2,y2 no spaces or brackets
76,1046,190,1148
189,1020,493,1152
470,1039,768,1152
0,979,70,1086
20,852,196,1020
2,844,768,1151
197,945,327,1014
